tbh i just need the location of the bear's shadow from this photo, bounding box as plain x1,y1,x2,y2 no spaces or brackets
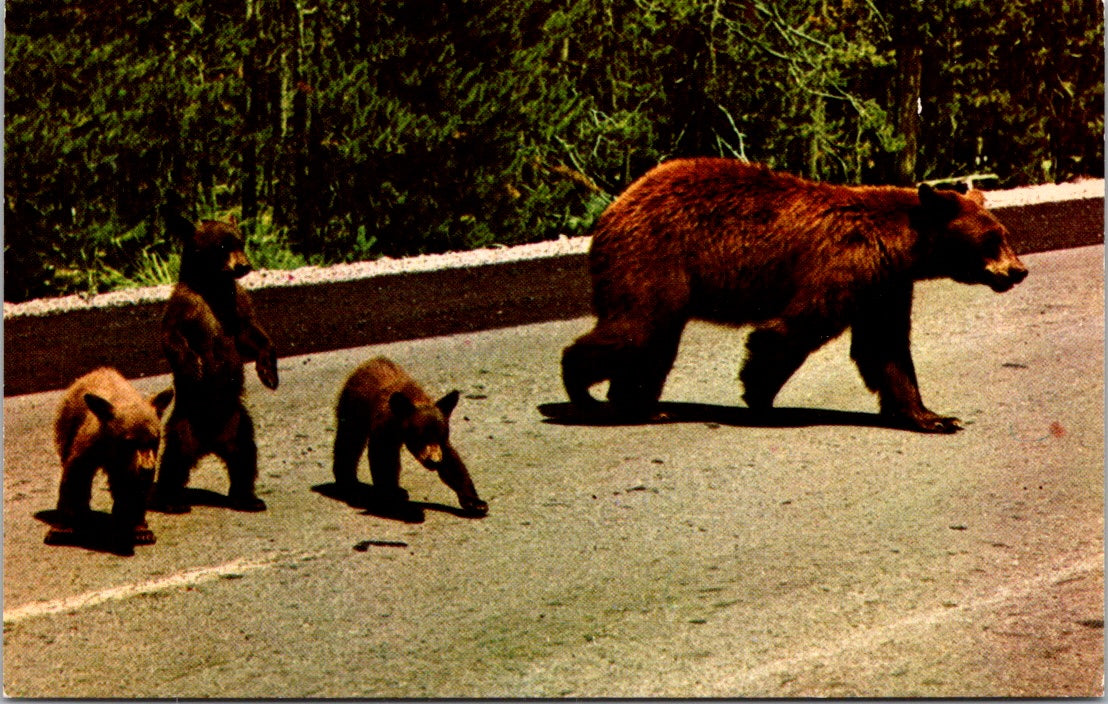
538,400,903,430
34,509,138,557
146,487,264,513
311,482,474,524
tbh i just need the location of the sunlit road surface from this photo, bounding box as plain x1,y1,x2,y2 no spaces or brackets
3,245,1102,697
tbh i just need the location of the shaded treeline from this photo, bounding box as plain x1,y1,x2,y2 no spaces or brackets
4,0,1103,301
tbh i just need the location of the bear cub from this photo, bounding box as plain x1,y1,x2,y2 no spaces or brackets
563,158,1028,432
45,368,173,550
333,357,488,516
155,213,279,513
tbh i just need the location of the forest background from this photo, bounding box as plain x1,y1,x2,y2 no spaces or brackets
4,0,1104,302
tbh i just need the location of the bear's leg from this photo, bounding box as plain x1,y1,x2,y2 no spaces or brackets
106,465,156,546
562,330,616,408
564,316,685,416
606,321,685,417
218,404,267,511
45,455,98,544
434,445,488,516
153,412,201,514
850,289,961,433
332,406,368,491
367,438,410,506
741,319,840,410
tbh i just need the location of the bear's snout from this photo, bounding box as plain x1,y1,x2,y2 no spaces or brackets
227,250,252,278
416,443,444,465
986,260,1028,292
135,448,158,472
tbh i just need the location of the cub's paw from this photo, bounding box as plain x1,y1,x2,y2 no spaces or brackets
44,525,78,546
230,494,267,512
132,523,157,545
461,497,489,517
741,389,774,412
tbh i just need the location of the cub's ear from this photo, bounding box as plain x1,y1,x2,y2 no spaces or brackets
228,213,239,227
965,189,986,206
917,183,961,222
150,388,175,418
83,393,116,422
389,392,417,418
436,390,461,419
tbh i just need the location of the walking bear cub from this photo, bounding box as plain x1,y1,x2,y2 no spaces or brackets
155,214,279,513
562,158,1028,432
333,357,488,516
45,368,173,549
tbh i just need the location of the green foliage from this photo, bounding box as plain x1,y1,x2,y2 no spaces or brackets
5,0,1103,301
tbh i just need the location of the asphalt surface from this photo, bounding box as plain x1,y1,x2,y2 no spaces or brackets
3,244,1104,697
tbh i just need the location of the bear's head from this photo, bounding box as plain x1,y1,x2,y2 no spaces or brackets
913,184,1028,293
82,387,173,521
388,389,461,467
387,388,486,515
169,213,252,286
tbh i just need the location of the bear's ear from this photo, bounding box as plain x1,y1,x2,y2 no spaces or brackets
83,393,116,422
917,183,961,222
436,390,461,419
166,212,198,242
389,392,417,419
227,213,239,227
149,388,175,418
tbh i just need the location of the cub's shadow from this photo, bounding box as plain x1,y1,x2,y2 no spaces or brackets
148,487,241,512
311,482,475,524
538,400,899,430
34,509,138,557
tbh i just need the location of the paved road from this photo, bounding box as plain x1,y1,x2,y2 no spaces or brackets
3,245,1103,697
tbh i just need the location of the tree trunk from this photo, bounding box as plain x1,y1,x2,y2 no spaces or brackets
892,13,923,185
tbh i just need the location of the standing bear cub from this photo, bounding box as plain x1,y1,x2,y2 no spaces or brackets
46,368,173,550
333,357,488,516
562,158,1028,432
155,213,279,513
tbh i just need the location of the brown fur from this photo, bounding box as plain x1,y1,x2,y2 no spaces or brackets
333,357,487,516
562,158,1028,432
155,215,279,513
46,368,173,548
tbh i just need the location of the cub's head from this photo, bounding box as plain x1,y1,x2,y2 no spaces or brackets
913,184,1028,292
84,387,173,488
389,390,461,467
169,213,252,284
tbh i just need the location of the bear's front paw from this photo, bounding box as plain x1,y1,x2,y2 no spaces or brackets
895,410,963,434
229,493,267,512
256,349,279,390
44,525,78,546
461,496,489,517
132,523,157,545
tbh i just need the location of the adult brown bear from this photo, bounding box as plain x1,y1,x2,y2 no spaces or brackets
561,158,1028,432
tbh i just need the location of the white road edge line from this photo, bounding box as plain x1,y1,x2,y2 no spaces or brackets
3,549,327,625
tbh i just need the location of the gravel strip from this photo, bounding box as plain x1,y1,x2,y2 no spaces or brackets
5,178,1101,320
